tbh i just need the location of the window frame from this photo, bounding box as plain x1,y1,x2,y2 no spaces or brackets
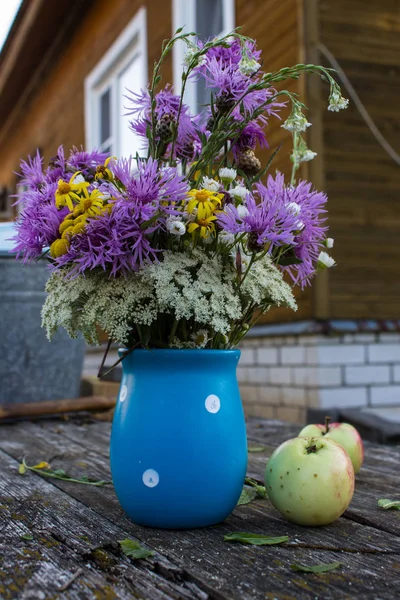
84,7,148,156
172,0,235,113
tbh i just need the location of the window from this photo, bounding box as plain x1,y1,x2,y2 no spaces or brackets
172,0,235,113
85,8,148,158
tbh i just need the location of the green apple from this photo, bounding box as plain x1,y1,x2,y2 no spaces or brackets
265,436,355,526
299,418,364,474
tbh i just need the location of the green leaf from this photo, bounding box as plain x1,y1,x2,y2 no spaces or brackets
224,532,289,546
20,534,33,541
291,562,342,574
244,477,268,499
20,458,111,487
378,498,400,510
248,446,266,453
237,487,257,506
119,538,154,560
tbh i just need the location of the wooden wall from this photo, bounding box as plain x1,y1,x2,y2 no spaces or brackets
237,0,314,322
318,0,400,319
0,0,171,188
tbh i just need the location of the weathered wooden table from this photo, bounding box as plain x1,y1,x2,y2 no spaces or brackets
1,416,399,599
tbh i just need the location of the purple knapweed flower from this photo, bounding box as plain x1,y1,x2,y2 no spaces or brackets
125,85,200,160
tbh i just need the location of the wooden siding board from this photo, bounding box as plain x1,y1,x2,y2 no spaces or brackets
319,0,400,319
237,0,311,324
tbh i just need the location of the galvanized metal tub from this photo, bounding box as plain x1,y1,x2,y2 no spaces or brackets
0,223,85,404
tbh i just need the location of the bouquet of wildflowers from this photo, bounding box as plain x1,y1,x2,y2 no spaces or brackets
13,29,345,351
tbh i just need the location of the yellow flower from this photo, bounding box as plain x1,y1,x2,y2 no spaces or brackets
187,189,223,219
187,215,217,238
55,172,90,211
59,217,74,235
50,238,70,258
95,156,116,181
76,189,105,217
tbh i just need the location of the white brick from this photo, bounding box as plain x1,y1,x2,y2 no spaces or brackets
281,387,307,406
269,367,292,385
298,335,339,346
393,365,400,383
311,344,365,365
247,367,269,385
239,385,260,404
236,366,249,384
281,346,306,365
378,333,400,343
342,334,355,343
345,365,390,385
354,333,376,343
318,387,368,409
367,344,400,363
255,347,278,365
258,386,282,405
305,347,319,365
240,348,255,365
268,336,297,346
370,386,400,406
293,366,342,387
247,404,276,419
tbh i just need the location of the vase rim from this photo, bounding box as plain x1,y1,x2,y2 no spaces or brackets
119,348,240,355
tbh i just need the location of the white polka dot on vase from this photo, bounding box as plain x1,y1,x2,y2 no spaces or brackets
205,394,220,414
142,469,159,488
119,384,128,402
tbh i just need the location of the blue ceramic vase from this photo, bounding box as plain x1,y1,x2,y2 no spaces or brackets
110,349,247,529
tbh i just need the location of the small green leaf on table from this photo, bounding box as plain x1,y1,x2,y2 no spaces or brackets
378,498,400,510
18,458,111,486
248,446,266,453
237,487,257,505
20,534,33,541
119,538,155,560
291,562,342,574
244,477,268,499
224,532,289,546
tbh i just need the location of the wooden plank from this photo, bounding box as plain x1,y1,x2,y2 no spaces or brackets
0,448,212,600
317,0,400,319
1,418,400,600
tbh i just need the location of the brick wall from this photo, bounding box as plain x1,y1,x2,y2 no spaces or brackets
239,331,400,424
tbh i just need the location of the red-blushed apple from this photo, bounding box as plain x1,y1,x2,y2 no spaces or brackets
264,436,355,526
299,418,364,474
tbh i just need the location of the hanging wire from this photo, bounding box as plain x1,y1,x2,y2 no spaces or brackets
317,42,400,167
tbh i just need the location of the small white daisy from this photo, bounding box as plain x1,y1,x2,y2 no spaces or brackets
166,219,186,236
201,177,220,192
317,251,336,269
237,205,250,219
231,186,248,201
219,167,237,184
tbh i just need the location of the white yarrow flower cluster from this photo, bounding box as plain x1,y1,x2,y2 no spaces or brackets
42,248,297,347
239,55,261,75
183,45,206,69
282,110,311,133
328,90,349,112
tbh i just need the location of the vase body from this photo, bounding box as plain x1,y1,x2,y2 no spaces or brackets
110,349,247,529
